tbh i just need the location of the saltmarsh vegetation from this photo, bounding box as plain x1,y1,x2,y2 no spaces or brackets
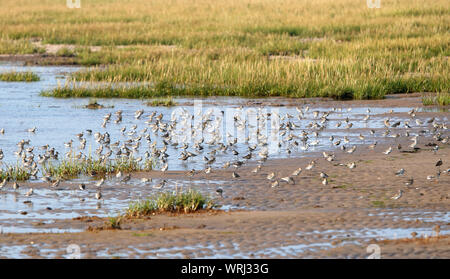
0,155,154,181
0,0,448,99
0,71,40,82
127,189,216,216
422,93,450,106
42,156,154,180
146,96,176,107
0,165,32,181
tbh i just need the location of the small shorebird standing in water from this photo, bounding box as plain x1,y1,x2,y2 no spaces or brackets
153,180,166,189
0,178,6,188
391,190,403,200
51,179,60,188
95,191,102,200
216,188,223,198
95,178,105,187
25,188,33,197
121,174,131,183
395,169,405,176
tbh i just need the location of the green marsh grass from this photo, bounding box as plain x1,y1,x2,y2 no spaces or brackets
107,215,122,230
0,0,448,99
0,165,31,181
422,93,450,106
0,71,40,82
127,189,216,217
42,156,154,179
146,97,176,106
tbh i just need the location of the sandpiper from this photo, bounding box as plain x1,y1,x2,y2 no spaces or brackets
51,179,60,188
95,191,102,200
0,178,7,188
153,180,167,189
271,180,279,188
161,163,168,172
95,178,105,187
383,146,392,155
395,169,405,176
216,188,223,197
267,172,275,180
232,171,240,178
281,176,295,185
391,190,403,200
79,183,86,190
292,167,302,176
404,177,414,186
25,188,33,197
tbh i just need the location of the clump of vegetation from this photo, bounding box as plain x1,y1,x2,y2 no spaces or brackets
0,71,40,82
146,97,176,106
56,47,76,57
0,165,31,181
42,156,154,180
422,93,450,106
127,189,216,217
106,215,122,230
371,200,386,208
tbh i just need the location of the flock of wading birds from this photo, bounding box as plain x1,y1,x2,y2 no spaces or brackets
0,105,448,202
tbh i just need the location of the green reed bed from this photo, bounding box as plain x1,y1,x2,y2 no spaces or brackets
422,93,450,106
0,71,40,82
1,0,448,99
127,189,216,217
0,164,32,181
42,156,154,179
146,96,176,106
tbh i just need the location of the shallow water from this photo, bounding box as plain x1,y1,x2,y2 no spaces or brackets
0,63,447,173
0,63,448,239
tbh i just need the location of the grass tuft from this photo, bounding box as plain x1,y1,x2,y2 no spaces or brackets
0,164,31,181
146,97,176,106
127,189,216,217
422,93,450,106
0,71,40,82
42,156,154,180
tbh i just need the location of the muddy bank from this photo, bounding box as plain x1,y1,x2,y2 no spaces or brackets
1,133,448,258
